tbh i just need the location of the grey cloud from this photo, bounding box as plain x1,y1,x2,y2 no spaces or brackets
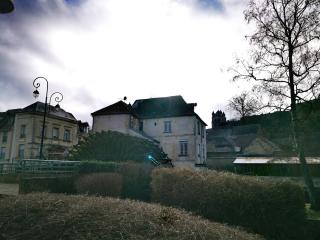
0,0,87,111
176,0,225,13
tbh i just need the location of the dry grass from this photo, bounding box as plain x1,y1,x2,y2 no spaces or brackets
0,193,264,240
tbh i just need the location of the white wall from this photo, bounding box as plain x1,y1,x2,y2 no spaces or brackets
92,114,130,134
142,116,206,165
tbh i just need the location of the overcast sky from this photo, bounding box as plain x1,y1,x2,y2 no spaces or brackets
0,0,251,127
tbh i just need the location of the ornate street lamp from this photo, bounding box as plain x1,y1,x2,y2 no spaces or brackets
32,77,63,159
0,0,14,14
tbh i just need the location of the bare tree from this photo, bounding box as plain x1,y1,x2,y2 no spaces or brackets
234,0,320,209
227,91,262,118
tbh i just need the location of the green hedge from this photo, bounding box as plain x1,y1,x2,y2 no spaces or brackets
20,176,76,194
118,162,153,201
78,161,119,174
0,174,20,183
151,168,306,240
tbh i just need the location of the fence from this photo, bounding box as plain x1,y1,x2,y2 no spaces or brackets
0,159,80,175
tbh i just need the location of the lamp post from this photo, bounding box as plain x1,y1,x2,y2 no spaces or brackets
32,77,63,159
0,0,14,14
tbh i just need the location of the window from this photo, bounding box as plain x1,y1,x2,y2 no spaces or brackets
164,121,172,133
64,129,71,141
197,121,200,135
0,147,5,160
139,121,143,132
2,131,7,143
18,144,24,159
39,125,47,137
198,144,201,157
52,127,60,140
179,141,188,156
129,116,134,129
202,145,205,161
20,125,26,138
201,125,204,138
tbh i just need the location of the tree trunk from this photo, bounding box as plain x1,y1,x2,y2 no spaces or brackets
288,44,319,210
291,109,320,210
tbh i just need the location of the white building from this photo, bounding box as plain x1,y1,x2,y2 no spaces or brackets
91,96,207,167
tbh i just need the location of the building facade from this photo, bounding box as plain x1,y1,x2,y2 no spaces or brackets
91,96,207,167
207,110,281,170
0,102,86,161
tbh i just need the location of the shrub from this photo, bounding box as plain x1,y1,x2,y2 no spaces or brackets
0,193,265,240
75,173,122,197
69,131,166,162
117,162,153,201
151,168,306,240
19,176,76,194
78,161,119,174
78,161,154,201
0,174,20,183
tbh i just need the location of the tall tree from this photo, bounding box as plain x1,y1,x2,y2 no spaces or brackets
227,91,262,118
234,0,320,209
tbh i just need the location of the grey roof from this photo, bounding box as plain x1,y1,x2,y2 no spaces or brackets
207,124,281,156
132,95,207,125
91,101,138,117
92,96,207,125
23,102,77,122
0,102,77,129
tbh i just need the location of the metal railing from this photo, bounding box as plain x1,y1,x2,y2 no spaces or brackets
0,159,80,175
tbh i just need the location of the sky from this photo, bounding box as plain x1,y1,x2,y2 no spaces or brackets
0,0,251,127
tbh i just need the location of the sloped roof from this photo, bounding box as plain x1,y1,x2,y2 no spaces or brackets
0,102,77,127
23,102,77,121
207,124,281,156
91,101,137,117
132,95,207,125
232,134,257,149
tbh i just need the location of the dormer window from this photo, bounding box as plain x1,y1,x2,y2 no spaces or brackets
164,121,172,133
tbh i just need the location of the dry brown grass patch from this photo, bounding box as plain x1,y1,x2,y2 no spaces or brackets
0,193,264,240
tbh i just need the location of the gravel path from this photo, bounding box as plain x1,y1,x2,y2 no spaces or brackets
0,183,19,196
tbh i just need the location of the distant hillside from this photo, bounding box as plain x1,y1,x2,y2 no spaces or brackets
229,100,320,155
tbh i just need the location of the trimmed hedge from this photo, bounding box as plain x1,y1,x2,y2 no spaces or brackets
151,168,306,240
17,161,153,202
118,162,153,201
78,161,119,174
20,176,76,194
80,161,153,201
75,172,122,197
